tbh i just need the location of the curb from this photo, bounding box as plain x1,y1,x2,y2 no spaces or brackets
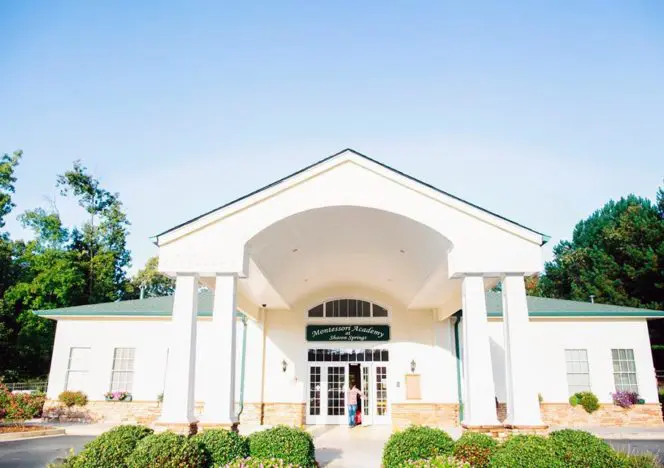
0,428,66,442
601,434,664,440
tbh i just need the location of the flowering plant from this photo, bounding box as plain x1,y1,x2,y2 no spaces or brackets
104,391,131,401
612,391,639,408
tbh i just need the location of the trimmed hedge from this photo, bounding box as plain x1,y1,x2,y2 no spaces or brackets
248,426,315,467
73,425,154,468
192,428,249,466
401,456,470,467
382,426,455,468
452,432,497,468
226,457,303,467
126,431,209,468
58,391,88,408
490,434,563,468
550,429,622,468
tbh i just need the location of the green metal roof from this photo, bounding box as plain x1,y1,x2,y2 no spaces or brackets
486,292,664,317
33,290,664,318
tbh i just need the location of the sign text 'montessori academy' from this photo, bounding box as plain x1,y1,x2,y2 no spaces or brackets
306,325,390,342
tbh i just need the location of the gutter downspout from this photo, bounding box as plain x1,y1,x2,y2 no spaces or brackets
236,312,249,421
453,310,464,423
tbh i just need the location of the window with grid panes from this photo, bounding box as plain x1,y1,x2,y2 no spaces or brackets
612,349,638,393
66,347,90,391
110,348,135,392
308,299,386,318
565,349,591,395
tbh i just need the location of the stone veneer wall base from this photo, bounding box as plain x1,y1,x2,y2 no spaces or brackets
540,403,664,427
262,403,306,426
391,403,459,430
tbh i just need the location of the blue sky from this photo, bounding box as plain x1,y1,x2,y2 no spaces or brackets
1,1,663,273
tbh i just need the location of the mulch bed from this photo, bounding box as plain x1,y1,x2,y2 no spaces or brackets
0,424,53,433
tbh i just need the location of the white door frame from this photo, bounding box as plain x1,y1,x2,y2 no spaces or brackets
305,361,390,425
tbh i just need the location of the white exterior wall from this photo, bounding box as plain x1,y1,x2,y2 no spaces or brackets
487,318,658,404
47,318,250,403
46,312,659,414
261,285,458,405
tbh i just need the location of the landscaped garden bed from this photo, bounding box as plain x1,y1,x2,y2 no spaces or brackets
382,425,660,468
0,382,52,438
52,424,317,467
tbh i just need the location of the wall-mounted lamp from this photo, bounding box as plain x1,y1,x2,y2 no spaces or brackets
410,359,416,373
281,359,288,373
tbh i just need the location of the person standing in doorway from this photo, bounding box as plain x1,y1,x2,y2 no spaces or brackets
347,382,363,427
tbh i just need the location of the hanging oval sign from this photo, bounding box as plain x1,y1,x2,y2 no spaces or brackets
306,324,390,342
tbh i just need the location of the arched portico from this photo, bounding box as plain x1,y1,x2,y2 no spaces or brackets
155,149,547,432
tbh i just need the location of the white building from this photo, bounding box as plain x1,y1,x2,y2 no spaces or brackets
37,149,664,432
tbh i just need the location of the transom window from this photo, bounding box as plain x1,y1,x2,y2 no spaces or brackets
308,348,389,362
308,299,388,318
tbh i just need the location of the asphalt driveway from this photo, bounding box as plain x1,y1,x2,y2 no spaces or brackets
0,435,94,468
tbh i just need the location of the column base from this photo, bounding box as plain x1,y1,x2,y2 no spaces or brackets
154,421,199,436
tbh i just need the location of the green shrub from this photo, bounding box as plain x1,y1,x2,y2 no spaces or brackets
58,391,88,407
382,425,455,468
490,434,562,468
550,429,622,467
192,428,249,466
73,425,154,468
226,457,304,467
0,384,46,421
248,426,315,467
127,431,209,468
452,432,497,468
569,395,580,406
401,456,470,467
572,392,600,414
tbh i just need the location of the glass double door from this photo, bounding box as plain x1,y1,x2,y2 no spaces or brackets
306,362,389,425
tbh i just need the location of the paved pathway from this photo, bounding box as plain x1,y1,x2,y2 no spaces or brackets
309,425,391,467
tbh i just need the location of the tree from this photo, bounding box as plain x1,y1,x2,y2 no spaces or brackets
537,191,664,310
127,256,175,299
0,157,133,380
57,161,131,303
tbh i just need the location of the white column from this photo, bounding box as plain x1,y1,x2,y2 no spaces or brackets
461,275,500,427
200,274,238,425
502,274,544,426
158,273,199,424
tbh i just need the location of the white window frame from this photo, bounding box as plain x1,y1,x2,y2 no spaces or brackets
611,348,639,393
65,347,90,391
109,347,136,393
564,348,591,395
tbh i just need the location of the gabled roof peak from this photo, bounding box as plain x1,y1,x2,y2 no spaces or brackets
154,148,549,243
